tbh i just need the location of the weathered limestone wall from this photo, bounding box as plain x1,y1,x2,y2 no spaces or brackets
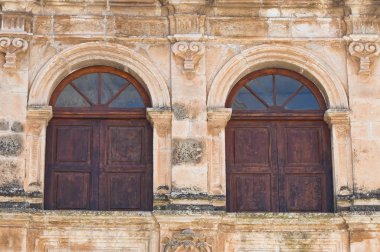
0,210,378,251
0,0,379,251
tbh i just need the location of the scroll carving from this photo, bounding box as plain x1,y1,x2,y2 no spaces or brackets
0,37,28,68
164,229,212,252
347,35,380,74
25,106,52,192
172,41,205,72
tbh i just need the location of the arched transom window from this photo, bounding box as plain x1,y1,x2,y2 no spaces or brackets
226,69,333,213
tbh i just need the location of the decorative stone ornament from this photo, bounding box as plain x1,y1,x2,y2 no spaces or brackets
172,41,205,72
0,37,28,68
347,35,380,74
164,229,212,252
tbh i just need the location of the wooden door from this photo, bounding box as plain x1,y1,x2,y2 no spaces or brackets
99,119,153,210
226,68,333,212
45,119,153,210
45,66,153,211
226,120,333,212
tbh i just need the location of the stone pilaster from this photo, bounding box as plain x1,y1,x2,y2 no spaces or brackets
147,108,172,196
207,108,231,196
25,106,52,193
324,109,353,210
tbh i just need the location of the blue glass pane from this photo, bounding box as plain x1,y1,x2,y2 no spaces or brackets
285,87,320,110
232,87,266,110
109,84,145,108
247,75,273,106
55,85,90,107
101,73,128,104
275,75,302,105
72,73,98,104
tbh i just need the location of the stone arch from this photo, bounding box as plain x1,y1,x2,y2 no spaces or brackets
25,42,172,197
207,44,348,109
28,42,170,108
206,44,353,211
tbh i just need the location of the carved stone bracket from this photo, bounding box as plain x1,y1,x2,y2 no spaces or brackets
172,41,205,72
0,37,28,68
207,108,232,136
346,34,380,74
25,106,53,192
147,108,172,137
164,229,212,252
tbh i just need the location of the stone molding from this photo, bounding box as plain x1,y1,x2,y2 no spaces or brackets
147,108,172,137
163,229,212,252
28,42,170,108
207,44,349,109
25,106,53,192
324,108,351,138
172,41,205,73
346,34,380,74
0,37,28,68
0,12,32,34
207,108,232,136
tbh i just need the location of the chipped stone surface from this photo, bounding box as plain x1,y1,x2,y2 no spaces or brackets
10,122,23,132
0,120,9,131
0,135,23,156
172,139,204,165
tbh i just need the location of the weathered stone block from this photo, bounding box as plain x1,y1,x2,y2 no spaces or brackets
0,135,23,156
172,138,204,165
0,160,22,191
0,120,9,131
11,122,23,133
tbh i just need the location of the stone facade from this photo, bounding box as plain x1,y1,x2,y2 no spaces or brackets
0,0,379,251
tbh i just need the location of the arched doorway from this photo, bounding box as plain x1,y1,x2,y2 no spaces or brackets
44,66,153,211
226,69,333,212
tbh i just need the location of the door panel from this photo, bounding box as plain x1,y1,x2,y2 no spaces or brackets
233,174,272,211
284,175,324,212
54,172,90,210
227,121,278,211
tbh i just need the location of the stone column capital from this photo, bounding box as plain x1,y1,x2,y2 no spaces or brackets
324,109,350,127
207,108,232,135
172,41,205,73
146,108,172,137
26,106,53,135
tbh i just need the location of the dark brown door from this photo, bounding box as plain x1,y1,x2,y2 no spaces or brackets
44,66,153,211
226,68,333,212
45,118,153,210
226,120,333,212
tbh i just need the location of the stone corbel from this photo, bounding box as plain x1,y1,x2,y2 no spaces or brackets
0,37,28,68
346,34,380,74
172,41,205,73
25,106,53,192
207,108,232,196
324,109,353,210
147,108,172,195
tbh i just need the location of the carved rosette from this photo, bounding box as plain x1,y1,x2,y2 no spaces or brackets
25,106,53,192
347,36,380,74
0,37,28,68
172,41,205,72
146,108,172,137
164,229,212,252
